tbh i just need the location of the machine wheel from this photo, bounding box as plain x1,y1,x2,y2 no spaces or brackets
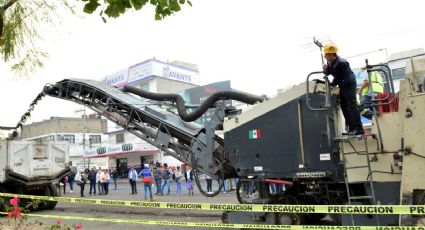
275,195,305,225
277,212,303,225
236,179,258,204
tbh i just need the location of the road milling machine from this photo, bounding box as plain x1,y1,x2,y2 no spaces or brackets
40,57,425,226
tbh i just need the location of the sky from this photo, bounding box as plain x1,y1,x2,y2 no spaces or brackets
1,0,425,131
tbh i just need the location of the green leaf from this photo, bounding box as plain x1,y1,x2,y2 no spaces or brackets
157,0,167,6
179,0,185,4
155,4,163,14
187,0,192,6
83,0,101,14
122,0,132,9
104,4,121,18
150,0,157,5
131,0,148,10
169,0,180,12
154,13,161,20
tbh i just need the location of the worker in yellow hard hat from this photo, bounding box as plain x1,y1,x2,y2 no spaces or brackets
322,42,364,135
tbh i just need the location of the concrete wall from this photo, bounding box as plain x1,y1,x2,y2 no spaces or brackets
21,117,107,139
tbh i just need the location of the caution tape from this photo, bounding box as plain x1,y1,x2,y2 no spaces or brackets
1,212,424,230
1,193,425,215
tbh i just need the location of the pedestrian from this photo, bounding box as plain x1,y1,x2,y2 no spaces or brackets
102,169,110,195
322,42,364,135
59,176,67,195
68,171,75,193
232,178,239,191
174,166,182,196
96,167,104,195
112,169,119,190
205,174,212,193
75,171,87,197
128,166,138,194
270,183,276,194
247,180,256,197
88,168,97,195
160,163,172,195
140,164,153,201
219,179,229,194
184,166,194,196
153,164,163,195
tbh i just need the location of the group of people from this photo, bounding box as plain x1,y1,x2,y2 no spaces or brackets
63,162,241,200
59,171,75,195
73,168,119,197
128,162,195,201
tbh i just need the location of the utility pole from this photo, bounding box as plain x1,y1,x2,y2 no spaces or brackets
75,106,87,170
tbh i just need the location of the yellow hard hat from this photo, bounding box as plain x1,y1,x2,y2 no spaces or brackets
323,42,338,54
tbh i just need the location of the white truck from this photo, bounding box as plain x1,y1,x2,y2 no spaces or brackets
0,140,71,210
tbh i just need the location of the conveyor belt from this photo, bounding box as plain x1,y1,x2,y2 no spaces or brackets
42,79,233,180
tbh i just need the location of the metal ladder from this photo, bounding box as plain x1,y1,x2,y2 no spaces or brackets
335,135,380,226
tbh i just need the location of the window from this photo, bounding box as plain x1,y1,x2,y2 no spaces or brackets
57,134,75,143
89,135,101,144
116,133,124,143
139,82,150,91
392,68,406,79
42,135,55,141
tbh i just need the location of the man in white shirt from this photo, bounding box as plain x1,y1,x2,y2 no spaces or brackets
128,166,138,194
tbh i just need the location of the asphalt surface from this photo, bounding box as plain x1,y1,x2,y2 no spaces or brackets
1,180,239,230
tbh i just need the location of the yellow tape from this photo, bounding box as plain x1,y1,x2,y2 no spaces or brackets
1,212,424,230
1,193,425,215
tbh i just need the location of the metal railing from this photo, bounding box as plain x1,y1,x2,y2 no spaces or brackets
306,71,331,111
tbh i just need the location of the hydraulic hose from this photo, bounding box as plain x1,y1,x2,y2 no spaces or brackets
122,85,264,122
192,148,225,197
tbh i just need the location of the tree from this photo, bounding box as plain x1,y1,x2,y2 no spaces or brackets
80,0,192,21
0,0,74,74
0,0,191,75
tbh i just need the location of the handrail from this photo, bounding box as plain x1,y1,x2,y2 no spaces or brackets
306,71,331,111
366,69,390,102
364,61,397,107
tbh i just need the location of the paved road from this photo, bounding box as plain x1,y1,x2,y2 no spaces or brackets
3,180,240,230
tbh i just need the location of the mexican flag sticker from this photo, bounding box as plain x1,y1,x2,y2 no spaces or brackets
249,129,262,139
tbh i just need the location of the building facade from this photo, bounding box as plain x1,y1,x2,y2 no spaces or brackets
90,58,201,173
21,116,108,171
352,48,425,92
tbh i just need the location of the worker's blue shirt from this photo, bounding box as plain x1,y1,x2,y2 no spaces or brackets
324,55,356,88
140,168,152,179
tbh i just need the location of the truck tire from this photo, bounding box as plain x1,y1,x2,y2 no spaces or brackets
35,185,57,210
0,187,9,215
47,184,59,210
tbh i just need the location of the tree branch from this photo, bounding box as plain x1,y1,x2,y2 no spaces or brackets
3,0,19,11
1,0,18,37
